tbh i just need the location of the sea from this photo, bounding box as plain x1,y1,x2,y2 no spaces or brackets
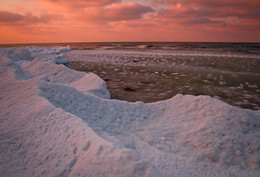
1,42,260,110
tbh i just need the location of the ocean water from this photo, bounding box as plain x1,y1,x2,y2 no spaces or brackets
1,42,260,109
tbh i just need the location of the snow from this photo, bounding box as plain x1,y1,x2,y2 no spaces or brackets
0,46,260,177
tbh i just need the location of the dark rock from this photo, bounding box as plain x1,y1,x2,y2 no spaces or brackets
124,87,136,92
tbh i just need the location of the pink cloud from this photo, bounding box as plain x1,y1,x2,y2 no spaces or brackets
0,10,62,26
0,0,260,43
82,2,154,22
0,11,24,22
42,0,121,6
40,0,121,10
159,0,260,18
155,0,260,28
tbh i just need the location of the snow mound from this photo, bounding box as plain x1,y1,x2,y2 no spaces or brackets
0,46,259,177
69,72,110,99
0,47,33,61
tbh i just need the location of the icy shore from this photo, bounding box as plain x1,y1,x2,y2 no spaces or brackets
0,46,259,177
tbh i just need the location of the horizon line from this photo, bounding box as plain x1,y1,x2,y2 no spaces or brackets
1,41,260,45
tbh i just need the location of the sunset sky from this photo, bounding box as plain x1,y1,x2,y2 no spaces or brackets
0,0,260,43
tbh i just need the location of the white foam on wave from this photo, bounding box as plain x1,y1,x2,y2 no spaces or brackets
0,46,259,177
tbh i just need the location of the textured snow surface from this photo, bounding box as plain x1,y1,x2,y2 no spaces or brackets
0,46,260,177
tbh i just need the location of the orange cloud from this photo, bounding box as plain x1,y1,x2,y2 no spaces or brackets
43,0,121,6
0,11,24,22
0,0,259,43
156,0,260,29
39,0,121,11
81,3,154,22
0,10,62,25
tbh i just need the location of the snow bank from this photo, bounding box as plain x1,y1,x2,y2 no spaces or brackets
0,46,259,177
0,47,33,62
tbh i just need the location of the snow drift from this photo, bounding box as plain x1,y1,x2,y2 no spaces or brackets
0,46,259,177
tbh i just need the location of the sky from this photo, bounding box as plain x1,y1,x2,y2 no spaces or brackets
0,0,260,43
